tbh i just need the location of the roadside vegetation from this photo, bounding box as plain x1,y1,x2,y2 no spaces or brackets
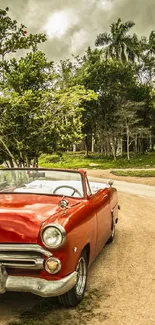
0,8,155,167
39,152,155,170
111,170,155,177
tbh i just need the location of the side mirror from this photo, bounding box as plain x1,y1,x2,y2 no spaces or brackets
108,180,114,187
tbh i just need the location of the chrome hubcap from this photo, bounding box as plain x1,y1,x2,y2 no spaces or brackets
75,257,87,296
111,221,115,238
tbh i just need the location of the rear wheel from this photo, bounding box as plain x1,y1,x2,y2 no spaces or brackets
107,218,115,244
58,251,88,306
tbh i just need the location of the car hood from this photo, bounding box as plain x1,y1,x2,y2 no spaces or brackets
0,193,82,243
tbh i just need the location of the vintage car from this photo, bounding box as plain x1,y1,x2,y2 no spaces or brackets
0,168,119,306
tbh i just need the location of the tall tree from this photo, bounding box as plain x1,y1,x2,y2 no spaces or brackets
0,7,46,85
95,18,138,62
4,51,55,92
0,7,46,61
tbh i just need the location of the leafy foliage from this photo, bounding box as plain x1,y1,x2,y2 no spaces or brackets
0,10,155,165
95,18,136,62
0,7,46,62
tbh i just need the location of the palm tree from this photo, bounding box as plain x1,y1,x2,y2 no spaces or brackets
142,31,155,83
147,31,155,56
95,18,138,62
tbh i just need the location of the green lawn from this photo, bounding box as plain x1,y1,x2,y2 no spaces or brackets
39,152,155,170
111,170,155,177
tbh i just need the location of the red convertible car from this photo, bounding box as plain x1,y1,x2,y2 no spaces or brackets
0,168,118,306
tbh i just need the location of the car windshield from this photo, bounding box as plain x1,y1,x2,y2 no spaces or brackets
0,169,84,198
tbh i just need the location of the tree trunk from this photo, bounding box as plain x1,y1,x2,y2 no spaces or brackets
1,53,5,82
33,157,38,168
134,134,138,154
110,137,117,161
91,134,95,153
0,137,17,166
117,137,122,157
4,160,9,168
8,159,14,168
100,140,104,153
126,125,130,160
84,135,89,157
149,130,152,151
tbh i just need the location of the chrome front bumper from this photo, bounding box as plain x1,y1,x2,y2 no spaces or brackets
0,266,77,297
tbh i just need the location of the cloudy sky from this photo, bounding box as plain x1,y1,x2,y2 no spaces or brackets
0,0,155,61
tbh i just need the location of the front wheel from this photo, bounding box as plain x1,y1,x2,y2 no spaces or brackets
58,251,88,306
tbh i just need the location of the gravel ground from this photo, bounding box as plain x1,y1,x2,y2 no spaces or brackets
86,192,155,325
0,172,155,325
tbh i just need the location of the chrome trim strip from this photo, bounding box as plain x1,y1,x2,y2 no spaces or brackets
0,267,78,297
0,244,52,257
0,257,44,270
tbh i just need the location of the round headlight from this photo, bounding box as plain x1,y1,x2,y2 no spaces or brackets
41,224,66,249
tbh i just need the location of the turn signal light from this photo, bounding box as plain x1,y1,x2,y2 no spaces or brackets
45,257,61,274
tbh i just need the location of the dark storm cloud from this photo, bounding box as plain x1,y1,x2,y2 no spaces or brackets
0,0,155,61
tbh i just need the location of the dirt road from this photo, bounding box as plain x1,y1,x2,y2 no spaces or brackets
0,176,155,325
88,176,155,198
86,168,155,186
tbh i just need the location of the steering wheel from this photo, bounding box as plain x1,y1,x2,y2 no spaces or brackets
53,185,82,197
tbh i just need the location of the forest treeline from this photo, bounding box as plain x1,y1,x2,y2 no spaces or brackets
0,8,155,166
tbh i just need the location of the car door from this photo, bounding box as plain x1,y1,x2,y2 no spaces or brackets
86,178,112,255
91,189,112,255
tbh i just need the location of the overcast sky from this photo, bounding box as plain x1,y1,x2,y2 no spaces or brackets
0,0,155,61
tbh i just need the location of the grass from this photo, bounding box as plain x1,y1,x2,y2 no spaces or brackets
39,152,155,170
111,170,155,177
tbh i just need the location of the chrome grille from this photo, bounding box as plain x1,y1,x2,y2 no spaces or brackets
0,244,52,270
